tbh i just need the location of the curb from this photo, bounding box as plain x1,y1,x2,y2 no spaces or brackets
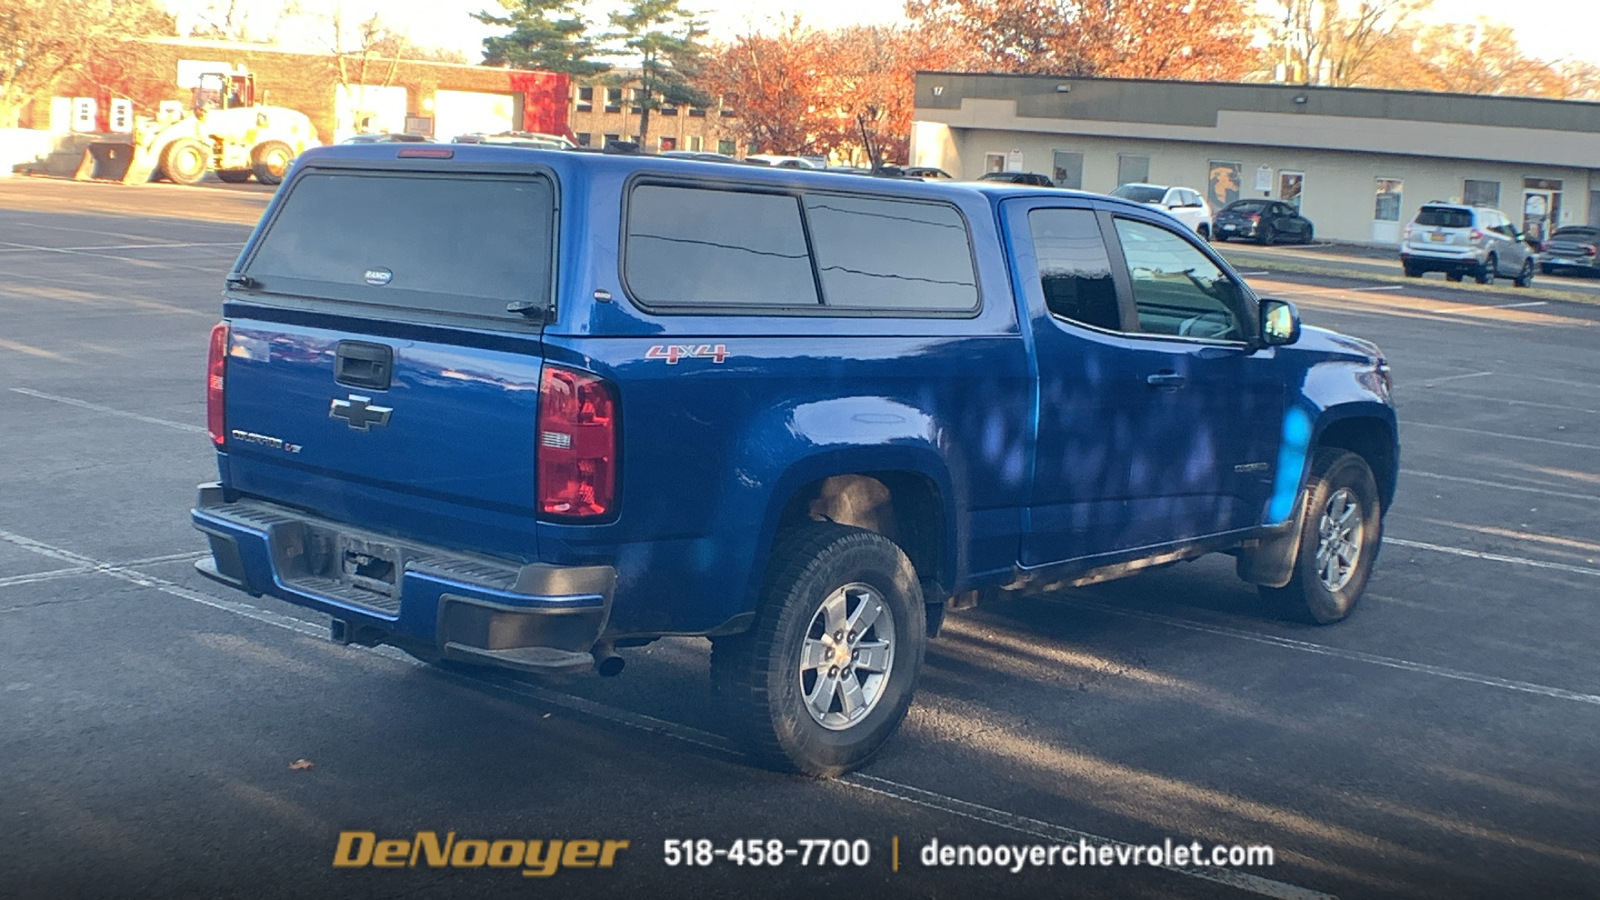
1215,247,1600,308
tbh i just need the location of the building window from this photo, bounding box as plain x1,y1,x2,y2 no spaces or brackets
661,102,678,116
1373,178,1403,221
984,153,1006,174
1206,160,1242,208
719,139,736,156
1279,171,1304,209
687,135,702,152
659,136,676,152
603,132,620,147
576,86,593,112
1463,179,1499,208
604,88,622,113
689,106,706,117
1116,154,1149,186
1051,150,1083,189
631,88,647,114
576,132,591,147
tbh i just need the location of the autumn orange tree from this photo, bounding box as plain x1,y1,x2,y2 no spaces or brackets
699,18,832,155
904,0,1263,80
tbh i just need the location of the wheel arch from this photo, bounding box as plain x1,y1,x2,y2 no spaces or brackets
1314,410,1398,513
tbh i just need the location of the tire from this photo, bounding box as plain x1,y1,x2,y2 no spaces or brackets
711,521,925,776
1513,258,1534,288
1197,224,1210,242
1301,224,1314,245
1258,224,1276,245
1261,448,1382,625
215,169,252,183
159,138,210,185
1402,262,1422,278
1475,253,1497,285
251,141,293,185
1445,271,1464,282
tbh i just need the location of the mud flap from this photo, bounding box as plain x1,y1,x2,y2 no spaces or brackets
1237,504,1306,588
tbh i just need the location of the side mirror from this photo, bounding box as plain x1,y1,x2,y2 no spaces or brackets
1260,298,1300,346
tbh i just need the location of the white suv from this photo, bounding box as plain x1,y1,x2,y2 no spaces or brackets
1400,203,1536,287
1109,183,1213,239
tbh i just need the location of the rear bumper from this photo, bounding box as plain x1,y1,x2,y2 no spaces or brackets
190,483,615,674
1399,248,1486,273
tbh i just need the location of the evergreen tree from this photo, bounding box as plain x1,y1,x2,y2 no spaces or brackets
606,0,709,148
473,0,610,76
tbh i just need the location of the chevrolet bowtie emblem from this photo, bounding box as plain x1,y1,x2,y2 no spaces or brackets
329,394,392,431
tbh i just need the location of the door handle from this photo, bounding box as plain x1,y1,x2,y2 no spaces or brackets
1146,371,1187,388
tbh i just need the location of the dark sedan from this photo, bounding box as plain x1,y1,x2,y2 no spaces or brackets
1212,199,1314,244
977,171,1054,186
1539,226,1600,275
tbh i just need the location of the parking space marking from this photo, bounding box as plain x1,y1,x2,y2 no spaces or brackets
1345,284,1402,292
1385,537,1600,578
1051,596,1600,707
10,387,206,434
1418,389,1599,415
0,339,67,361
1493,301,1547,309
0,566,89,589
0,241,241,254
0,525,1334,900
1401,468,1600,503
1419,371,1493,386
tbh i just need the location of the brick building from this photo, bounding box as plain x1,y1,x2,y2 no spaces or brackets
566,73,744,155
46,36,568,145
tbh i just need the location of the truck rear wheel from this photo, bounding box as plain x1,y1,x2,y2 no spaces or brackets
160,139,210,186
251,141,292,185
1261,448,1382,624
216,169,252,183
712,522,925,776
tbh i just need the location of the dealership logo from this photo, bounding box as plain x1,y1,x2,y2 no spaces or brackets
333,831,629,877
363,267,393,286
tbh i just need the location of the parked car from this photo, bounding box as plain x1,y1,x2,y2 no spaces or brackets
453,131,575,151
902,166,953,179
1538,225,1600,276
977,171,1054,187
1109,183,1213,240
745,154,824,169
341,133,430,143
1212,199,1314,245
194,147,1397,776
657,150,747,164
1400,202,1536,286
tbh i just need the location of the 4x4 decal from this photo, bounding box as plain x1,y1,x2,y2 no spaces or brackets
646,344,728,364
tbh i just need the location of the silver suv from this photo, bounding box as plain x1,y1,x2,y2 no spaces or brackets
1400,203,1536,287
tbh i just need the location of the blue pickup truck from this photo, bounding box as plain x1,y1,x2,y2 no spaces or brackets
192,145,1397,776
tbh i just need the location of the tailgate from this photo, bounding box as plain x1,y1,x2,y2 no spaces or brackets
222,319,544,553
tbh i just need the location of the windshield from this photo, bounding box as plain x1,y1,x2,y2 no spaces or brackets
1222,201,1269,214
1111,185,1166,203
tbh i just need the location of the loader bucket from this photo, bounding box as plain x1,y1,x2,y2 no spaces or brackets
75,141,159,184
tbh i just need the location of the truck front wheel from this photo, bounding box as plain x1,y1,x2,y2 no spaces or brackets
251,141,293,185
1261,448,1382,624
712,522,925,776
160,139,210,185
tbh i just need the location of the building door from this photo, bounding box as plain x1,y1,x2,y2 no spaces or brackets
1372,177,1403,244
1522,178,1562,243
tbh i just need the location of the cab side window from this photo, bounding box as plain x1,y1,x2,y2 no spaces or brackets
1027,208,1121,331
1111,217,1246,340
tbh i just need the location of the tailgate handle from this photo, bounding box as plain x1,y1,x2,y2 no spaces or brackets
335,341,393,391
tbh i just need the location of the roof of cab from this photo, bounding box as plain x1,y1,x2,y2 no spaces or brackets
293,142,1150,214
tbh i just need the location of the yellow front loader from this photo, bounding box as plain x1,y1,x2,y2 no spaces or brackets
77,71,319,186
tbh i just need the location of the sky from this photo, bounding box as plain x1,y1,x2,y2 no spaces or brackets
163,0,1600,68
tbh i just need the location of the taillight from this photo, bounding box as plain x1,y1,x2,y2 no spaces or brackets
1247,214,1259,223
1470,229,1485,241
207,322,228,447
1585,245,1597,257
537,365,617,519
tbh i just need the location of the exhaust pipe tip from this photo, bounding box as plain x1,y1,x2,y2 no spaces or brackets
592,642,625,677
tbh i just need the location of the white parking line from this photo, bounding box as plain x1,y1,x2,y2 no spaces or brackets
1418,389,1598,415
1492,301,1547,309
0,241,240,254
9,387,206,434
1401,468,1600,503
1419,370,1493,386
1385,537,1600,578
1052,596,1600,707
0,551,207,589
0,526,1334,900
1346,284,1403,292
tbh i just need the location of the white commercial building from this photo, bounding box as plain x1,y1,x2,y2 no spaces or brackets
910,73,1600,245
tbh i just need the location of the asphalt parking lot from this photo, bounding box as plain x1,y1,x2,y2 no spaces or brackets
2,177,1598,900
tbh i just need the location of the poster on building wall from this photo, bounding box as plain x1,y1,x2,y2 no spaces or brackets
1207,161,1241,208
